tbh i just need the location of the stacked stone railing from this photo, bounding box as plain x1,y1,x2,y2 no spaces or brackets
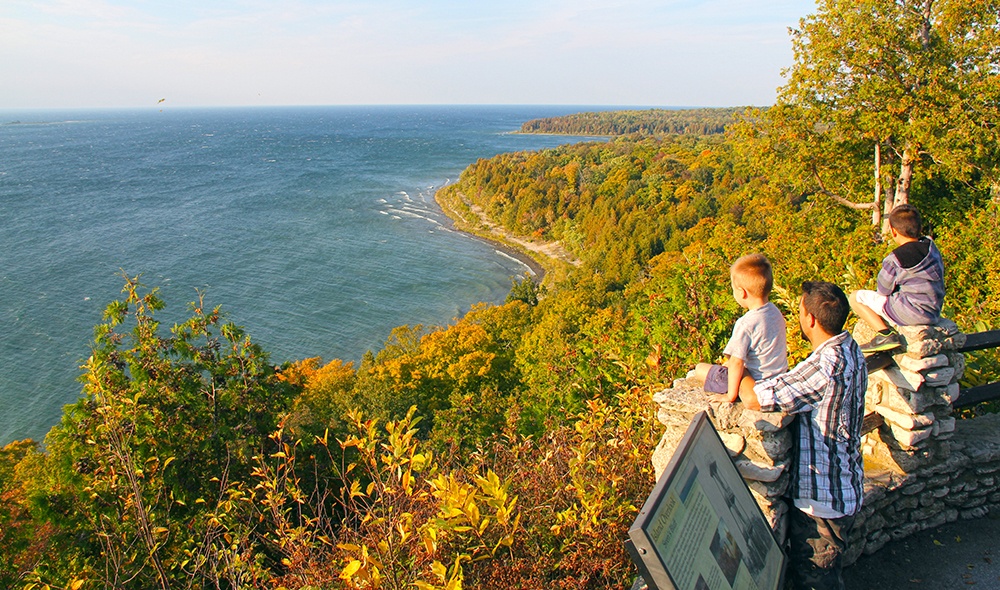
649,317,1000,565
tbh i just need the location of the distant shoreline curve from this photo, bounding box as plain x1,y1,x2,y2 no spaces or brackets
432,184,547,282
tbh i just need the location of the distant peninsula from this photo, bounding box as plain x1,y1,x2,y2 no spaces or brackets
518,107,745,136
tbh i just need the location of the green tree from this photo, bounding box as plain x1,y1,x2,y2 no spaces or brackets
753,0,1000,225
23,274,295,588
506,272,544,306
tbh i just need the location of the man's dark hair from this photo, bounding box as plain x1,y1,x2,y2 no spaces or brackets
889,204,922,238
801,281,849,334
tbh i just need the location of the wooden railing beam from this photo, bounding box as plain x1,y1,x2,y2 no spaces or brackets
953,381,1000,409
958,329,1000,353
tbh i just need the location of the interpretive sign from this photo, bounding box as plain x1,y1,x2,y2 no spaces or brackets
627,411,785,590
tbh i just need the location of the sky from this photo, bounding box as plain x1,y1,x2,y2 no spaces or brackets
0,0,818,110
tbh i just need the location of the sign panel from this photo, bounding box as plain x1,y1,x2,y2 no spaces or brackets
627,411,785,590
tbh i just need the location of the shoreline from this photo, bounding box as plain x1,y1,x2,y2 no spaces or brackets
433,184,580,285
433,189,547,281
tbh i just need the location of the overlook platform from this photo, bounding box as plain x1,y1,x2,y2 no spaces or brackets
643,317,1000,587
843,509,1000,588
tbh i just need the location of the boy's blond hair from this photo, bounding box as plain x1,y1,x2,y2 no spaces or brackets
730,254,773,299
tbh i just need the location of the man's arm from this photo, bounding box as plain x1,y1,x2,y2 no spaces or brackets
752,355,828,414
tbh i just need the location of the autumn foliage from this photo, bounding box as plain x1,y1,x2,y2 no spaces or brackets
3,5,1000,584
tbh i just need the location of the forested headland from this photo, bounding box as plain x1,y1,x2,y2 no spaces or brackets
518,107,741,136
2,1,999,588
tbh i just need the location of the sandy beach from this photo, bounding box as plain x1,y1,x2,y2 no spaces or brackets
434,185,580,284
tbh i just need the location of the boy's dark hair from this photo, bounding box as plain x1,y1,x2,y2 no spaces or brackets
889,204,922,238
730,253,774,298
801,281,849,334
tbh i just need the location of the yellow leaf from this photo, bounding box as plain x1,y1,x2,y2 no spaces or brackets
71,581,85,590
341,560,362,579
431,561,447,579
933,539,943,546
350,480,363,498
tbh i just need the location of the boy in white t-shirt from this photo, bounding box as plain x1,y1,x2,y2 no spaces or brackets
692,253,788,403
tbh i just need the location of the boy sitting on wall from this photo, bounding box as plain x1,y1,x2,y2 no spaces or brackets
692,253,788,403
850,204,946,353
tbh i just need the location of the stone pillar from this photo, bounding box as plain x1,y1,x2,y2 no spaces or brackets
650,378,795,545
857,318,966,473
709,400,794,546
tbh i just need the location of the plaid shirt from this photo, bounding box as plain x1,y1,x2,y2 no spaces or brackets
754,331,867,516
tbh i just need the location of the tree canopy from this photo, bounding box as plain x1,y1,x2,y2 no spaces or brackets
742,0,1000,226
519,108,742,137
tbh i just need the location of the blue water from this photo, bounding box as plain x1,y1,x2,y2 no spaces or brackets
0,105,600,445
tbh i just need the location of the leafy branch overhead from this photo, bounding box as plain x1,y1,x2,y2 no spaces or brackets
738,0,1000,226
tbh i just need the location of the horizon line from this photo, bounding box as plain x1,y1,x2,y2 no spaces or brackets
0,103,764,112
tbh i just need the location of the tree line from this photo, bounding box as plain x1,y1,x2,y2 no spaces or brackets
518,108,742,136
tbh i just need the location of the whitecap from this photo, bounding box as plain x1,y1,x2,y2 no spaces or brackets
493,250,533,274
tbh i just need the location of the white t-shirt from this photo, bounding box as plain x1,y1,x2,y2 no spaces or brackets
723,301,788,380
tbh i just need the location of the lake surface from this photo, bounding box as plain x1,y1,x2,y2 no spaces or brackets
0,105,602,444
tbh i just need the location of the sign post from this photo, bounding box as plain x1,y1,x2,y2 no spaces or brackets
627,411,785,590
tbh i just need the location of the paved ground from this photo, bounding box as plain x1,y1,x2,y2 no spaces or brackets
843,512,1000,589
630,511,1000,589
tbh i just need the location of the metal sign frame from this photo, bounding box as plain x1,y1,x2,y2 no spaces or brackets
627,411,786,590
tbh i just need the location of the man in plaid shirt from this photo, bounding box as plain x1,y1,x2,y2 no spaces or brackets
740,281,867,590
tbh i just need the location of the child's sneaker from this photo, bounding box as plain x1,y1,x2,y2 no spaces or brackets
860,329,903,353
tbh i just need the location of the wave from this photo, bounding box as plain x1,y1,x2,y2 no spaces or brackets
493,250,534,274
390,209,429,221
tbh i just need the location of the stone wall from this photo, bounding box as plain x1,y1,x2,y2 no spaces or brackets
649,317,1000,565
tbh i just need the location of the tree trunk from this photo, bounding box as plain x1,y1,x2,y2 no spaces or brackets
873,143,882,227
918,0,934,49
882,185,895,235
895,148,915,207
